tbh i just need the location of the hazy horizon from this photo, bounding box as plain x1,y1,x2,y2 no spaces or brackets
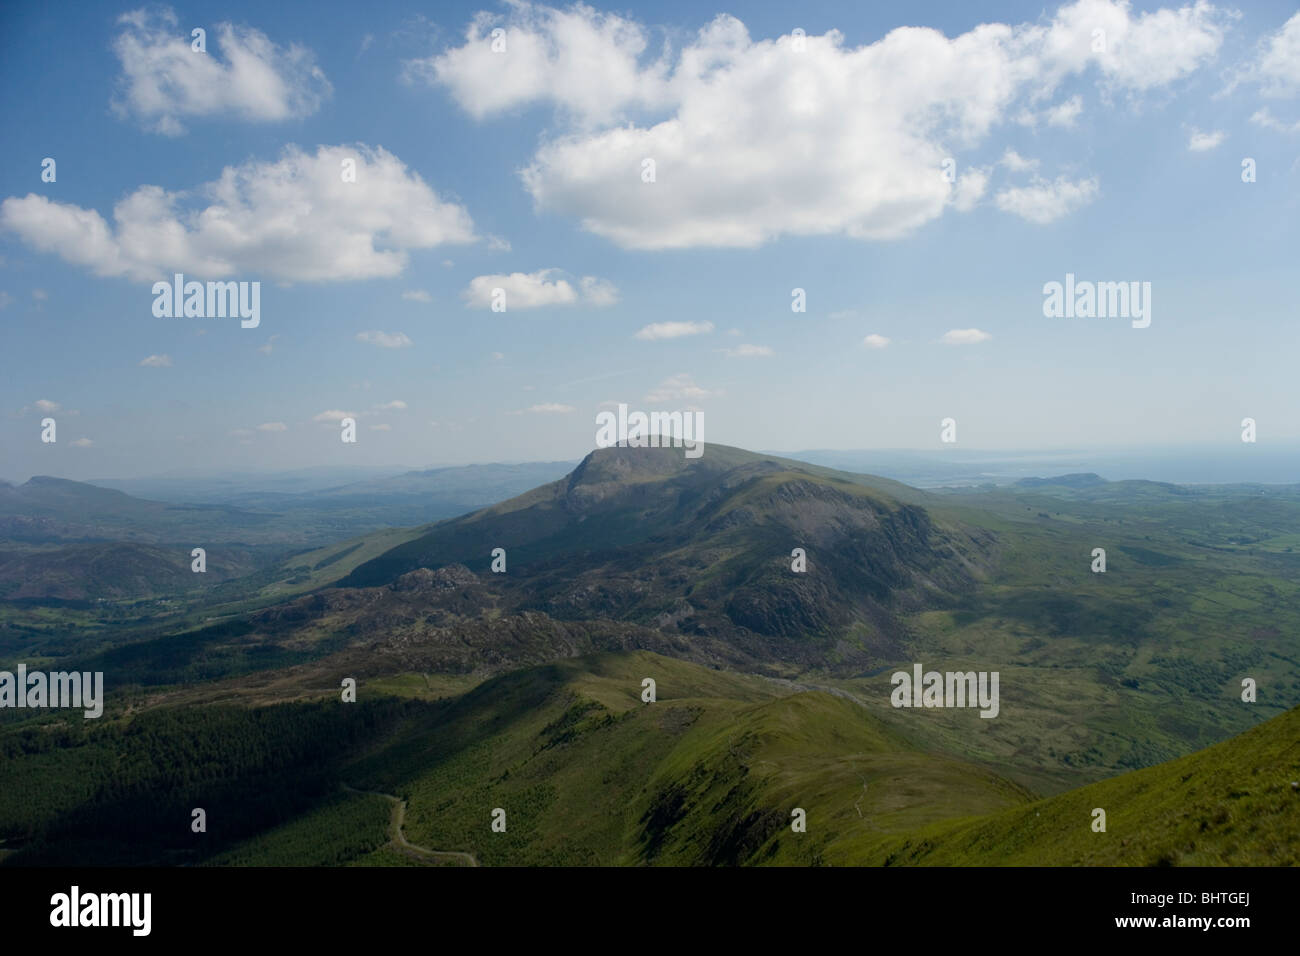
5,441,1297,491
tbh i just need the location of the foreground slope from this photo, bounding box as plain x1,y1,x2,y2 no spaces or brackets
845,702,1300,866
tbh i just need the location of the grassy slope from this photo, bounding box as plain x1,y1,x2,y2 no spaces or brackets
188,651,1299,866
340,651,1032,866
840,701,1300,866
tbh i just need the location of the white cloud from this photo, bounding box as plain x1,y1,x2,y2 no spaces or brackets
402,289,432,302
138,353,173,367
635,320,714,340
1187,127,1225,151
995,176,1099,224
374,400,407,411
313,409,356,422
70,438,94,447
644,373,717,403
32,288,47,301
1250,107,1300,132
428,1,1230,250
719,343,773,357
369,423,392,431
526,403,575,413
1044,94,1083,127
862,334,891,349
1031,0,1231,93
1000,149,1039,172
951,168,989,212
0,292,12,310
112,7,331,135
34,399,60,413
462,269,617,309
940,328,992,345
1240,12,1300,98
407,2,670,123
579,275,619,306
357,330,414,348
491,351,505,360
256,422,287,432
0,145,477,282
229,428,254,437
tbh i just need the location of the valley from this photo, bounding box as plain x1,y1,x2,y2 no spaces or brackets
1,444,1296,865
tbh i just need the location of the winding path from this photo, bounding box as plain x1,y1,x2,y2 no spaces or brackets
342,784,479,867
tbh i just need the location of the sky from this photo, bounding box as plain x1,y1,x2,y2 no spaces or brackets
1,0,1298,481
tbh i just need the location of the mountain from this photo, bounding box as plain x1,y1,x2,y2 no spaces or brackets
0,476,280,545
334,444,994,672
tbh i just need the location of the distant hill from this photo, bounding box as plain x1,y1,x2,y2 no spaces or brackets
1015,473,1108,488
0,476,278,545
0,463,577,603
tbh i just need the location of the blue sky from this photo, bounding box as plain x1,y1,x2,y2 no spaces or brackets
2,0,1298,480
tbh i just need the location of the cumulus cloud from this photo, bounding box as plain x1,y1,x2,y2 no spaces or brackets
70,438,94,447
374,400,408,410
256,422,287,432
1187,127,1225,150
356,331,413,348
1044,94,1084,127
1238,12,1300,98
112,7,331,135
635,320,713,340
424,1,1230,249
940,328,992,345
138,353,173,367
995,176,1099,223
1000,149,1039,172
313,409,356,422
407,2,670,123
402,289,432,302
33,399,61,413
0,145,477,282
462,269,617,309
862,334,891,349
369,423,392,431
525,403,575,413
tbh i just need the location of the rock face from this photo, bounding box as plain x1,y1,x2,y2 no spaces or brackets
391,564,478,592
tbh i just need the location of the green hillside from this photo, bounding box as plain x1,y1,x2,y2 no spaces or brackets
846,701,1300,866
